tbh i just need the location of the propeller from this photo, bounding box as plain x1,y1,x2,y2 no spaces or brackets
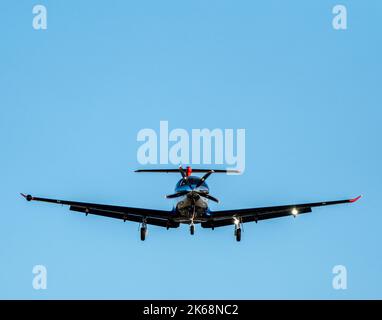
166,190,219,203
165,166,219,202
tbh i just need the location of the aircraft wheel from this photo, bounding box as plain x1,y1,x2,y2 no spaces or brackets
190,224,195,235
236,228,241,242
140,227,147,241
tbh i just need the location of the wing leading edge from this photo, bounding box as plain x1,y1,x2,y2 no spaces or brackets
20,194,179,228
202,195,362,228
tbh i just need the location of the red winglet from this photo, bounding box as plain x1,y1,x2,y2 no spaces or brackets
349,195,362,203
186,166,192,177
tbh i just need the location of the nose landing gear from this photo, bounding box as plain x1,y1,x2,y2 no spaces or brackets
190,223,195,235
190,203,196,236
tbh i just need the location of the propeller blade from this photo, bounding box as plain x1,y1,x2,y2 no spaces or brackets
178,166,186,179
194,190,219,203
166,190,189,199
202,194,219,203
195,170,214,188
178,166,194,190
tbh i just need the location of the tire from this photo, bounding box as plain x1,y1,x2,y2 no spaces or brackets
190,224,195,235
140,227,147,241
236,228,241,242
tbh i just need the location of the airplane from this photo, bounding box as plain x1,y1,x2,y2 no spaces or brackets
20,166,362,241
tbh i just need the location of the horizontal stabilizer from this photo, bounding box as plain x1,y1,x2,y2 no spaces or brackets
135,168,240,174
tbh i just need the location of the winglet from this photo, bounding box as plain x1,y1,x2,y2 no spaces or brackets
349,195,362,203
20,193,33,201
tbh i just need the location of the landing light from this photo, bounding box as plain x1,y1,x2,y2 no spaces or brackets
291,208,298,216
233,218,240,225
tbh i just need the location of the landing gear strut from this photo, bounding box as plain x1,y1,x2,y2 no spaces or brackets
190,202,196,236
190,224,195,235
140,222,147,241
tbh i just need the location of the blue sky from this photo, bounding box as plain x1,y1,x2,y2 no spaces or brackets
1,0,381,299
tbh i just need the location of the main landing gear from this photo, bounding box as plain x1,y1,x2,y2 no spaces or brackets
235,228,241,242
234,219,241,242
140,223,147,241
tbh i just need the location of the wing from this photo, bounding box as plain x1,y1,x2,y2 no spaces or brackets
20,194,179,228
201,195,362,228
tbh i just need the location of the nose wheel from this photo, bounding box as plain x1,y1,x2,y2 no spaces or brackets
190,224,195,235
